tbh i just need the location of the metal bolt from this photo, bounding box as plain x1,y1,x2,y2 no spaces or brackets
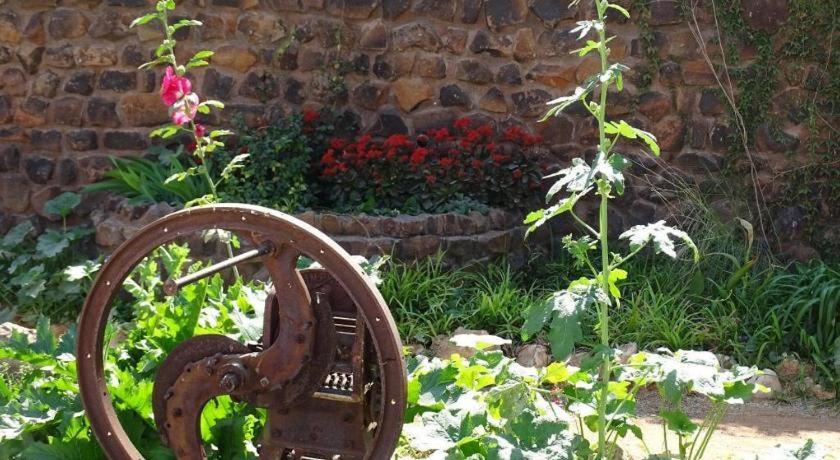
219,373,240,393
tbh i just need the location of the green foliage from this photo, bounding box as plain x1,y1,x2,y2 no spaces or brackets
398,337,761,460
378,255,543,344
0,198,98,322
0,244,266,459
214,110,347,212
83,148,210,206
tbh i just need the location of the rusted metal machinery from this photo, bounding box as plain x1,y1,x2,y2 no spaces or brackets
76,204,407,459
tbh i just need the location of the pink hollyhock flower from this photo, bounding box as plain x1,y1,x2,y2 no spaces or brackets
171,93,199,126
160,66,192,107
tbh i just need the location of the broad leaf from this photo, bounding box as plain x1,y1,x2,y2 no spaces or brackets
43,192,81,218
545,158,593,198
619,220,699,261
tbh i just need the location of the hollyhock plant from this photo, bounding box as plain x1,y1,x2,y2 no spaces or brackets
130,1,241,209
159,66,191,106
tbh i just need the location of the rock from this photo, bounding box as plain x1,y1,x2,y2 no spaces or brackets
0,322,36,342
710,123,733,151
485,0,528,31
31,71,60,98
511,89,552,118
202,68,235,101
43,44,75,68
649,0,681,25
367,107,408,136
392,78,434,112
359,20,388,50
382,0,410,19
616,342,638,364
30,129,62,151
99,70,137,92
469,30,514,57
392,22,440,52
652,115,685,152
325,0,379,19
0,96,9,124
103,131,148,150
432,327,499,359
682,60,716,86
239,71,280,102
441,27,468,54
495,63,522,85
461,0,482,23
756,123,799,153
536,114,574,143
479,87,508,113
351,81,388,110
516,343,551,368
659,60,683,87
119,93,168,127
14,97,48,127
0,12,21,43
16,44,45,74
803,377,836,401
698,88,725,115
527,63,575,88
674,151,724,172
56,159,77,186
0,145,19,173
0,174,30,212
414,0,457,21
74,45,118,67
1,68,26,97
64,70,95,95
530,0,575,27
67,130,97,151
752,369,782,400
414,54,446,79
24,156,55,184
456,59,493,84
212,45,258,72
537,28,577,57
513,28,536,62
78,155,111,183
88,11,131,40
237,12,286,44
439,84,470,108
48,8,89,39
95,217,125,247
638,91,672,121
86,98,120,127
741,0,788,32
715,354,736,369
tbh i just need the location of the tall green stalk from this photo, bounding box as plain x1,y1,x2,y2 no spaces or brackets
595,1,613,455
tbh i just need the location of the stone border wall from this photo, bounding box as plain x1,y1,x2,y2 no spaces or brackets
90,197,537,265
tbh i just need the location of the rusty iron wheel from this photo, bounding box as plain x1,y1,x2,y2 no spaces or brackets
76,204,407,460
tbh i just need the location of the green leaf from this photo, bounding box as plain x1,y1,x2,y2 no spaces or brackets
619,220,699,261
129,13,158,28
659,410,698,436
450,334,511,351
43,192,81,218
605,120,660,156
220,154,250,180
542,362,574,385
2,221,34,247
35,230,72,259
545,158,593,199
572,40,600,57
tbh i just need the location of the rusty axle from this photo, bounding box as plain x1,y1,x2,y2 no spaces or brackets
163,240,274,296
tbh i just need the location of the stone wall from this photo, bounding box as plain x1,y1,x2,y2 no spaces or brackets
0,0,830,258
90,196,536,266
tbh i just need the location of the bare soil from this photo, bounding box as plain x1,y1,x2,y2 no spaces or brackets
618,389,840,459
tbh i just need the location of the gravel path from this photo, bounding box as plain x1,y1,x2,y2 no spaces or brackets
619,389,840,459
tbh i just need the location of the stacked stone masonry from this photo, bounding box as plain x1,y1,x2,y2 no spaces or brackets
89,196,536,266
0,0,822,257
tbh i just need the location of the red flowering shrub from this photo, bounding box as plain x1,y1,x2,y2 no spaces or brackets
319,118,543,213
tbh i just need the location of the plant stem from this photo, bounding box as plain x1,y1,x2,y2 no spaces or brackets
595,1,613,458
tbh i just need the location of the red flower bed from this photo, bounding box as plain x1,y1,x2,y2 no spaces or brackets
318,118,543,212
